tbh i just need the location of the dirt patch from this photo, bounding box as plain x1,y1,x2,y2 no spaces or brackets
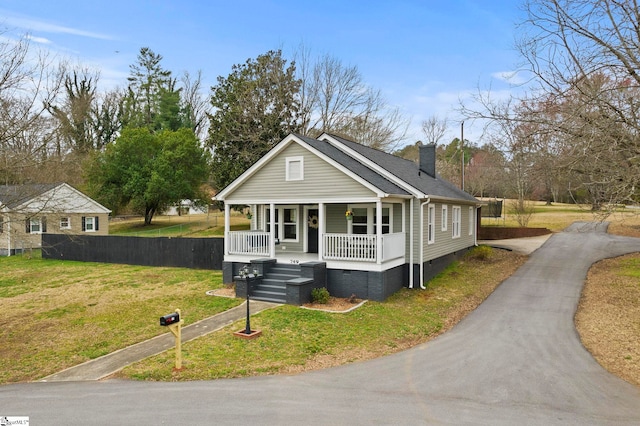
302,296,365,312
576,253,640,387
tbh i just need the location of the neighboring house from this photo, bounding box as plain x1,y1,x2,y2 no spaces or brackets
215,133,481,304
164,200,209,216
0,183,111,256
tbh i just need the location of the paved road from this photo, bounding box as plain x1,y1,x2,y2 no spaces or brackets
2,222,640,425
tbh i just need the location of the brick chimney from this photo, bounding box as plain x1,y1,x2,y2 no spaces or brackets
419,143,436,178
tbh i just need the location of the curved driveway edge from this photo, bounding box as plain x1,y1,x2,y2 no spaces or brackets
2,222,640,425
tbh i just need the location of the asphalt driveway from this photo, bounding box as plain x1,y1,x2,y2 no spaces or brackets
2,222,640,425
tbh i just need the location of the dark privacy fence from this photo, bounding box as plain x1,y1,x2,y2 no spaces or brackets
42,234,224,270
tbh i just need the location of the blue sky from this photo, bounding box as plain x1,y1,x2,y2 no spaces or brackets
0,0,527,146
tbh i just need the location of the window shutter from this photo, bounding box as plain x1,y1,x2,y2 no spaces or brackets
26,219,30,234
42,217,47,233
82,216,86,231
95,216,99,231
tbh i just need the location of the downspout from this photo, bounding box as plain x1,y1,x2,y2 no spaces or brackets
7,218,11,257
419,197,430,290
409,198,414,288
474,206,478,247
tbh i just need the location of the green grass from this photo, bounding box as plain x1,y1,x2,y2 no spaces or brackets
109,212,249,237
120,247,523,381
0,252,241,384
0,246,525,384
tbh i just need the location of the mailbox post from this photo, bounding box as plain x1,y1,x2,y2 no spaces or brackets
159,308,183,370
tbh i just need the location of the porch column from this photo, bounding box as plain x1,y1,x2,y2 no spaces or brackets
269,202,275,258
376,199,382,264
224,202,230,255
318,202,325,261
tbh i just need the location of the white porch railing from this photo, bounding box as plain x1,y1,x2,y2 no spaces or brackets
228,231,406,263
323,232,406,262
228,231,270,256
322,233,380,262
380,232,405,261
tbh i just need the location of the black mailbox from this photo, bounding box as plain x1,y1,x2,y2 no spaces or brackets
160,312,180,326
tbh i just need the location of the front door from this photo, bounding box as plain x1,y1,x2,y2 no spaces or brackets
307,209,319,253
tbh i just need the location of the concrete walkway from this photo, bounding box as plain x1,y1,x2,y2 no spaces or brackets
3,222,640,425
41,300,278,382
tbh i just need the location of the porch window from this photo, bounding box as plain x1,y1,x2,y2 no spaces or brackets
286,156,304,181
348,205,392,234
427,205,435,244
351,208,368,234
266,206,299,241
283,208,297,239
452,206,461,238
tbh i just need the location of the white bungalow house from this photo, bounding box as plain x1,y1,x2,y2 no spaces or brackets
0,182,111,256
215,133,481,304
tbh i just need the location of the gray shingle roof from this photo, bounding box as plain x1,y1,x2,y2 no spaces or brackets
0,183,59,209
295,134,411,197
303,134,478,203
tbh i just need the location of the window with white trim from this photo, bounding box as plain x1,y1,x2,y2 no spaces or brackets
82,216,99,232
26,217,46,234
84,217,95,232
469,206,474,235
285,156,304,181
348,205,392,235
441,205,448,231
428,204,435,244
266,206,299,241
60,217,71,230
452,206,461,238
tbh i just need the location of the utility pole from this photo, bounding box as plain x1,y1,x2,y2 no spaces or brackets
461,121,465,191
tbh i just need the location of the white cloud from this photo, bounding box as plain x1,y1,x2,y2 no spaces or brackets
491,70,527,85
26,34,51,45
2,12,115,40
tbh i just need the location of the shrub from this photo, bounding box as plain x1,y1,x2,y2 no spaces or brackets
467,245,493,261
311,287,330,304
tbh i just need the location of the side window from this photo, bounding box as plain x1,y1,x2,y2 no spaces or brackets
60,217,71,230
441,205,448,231
452,206,461,238
82,216,99,232
428,205,435,244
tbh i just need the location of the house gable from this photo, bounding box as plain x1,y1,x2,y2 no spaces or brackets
29,183,111,214
223,141,380,203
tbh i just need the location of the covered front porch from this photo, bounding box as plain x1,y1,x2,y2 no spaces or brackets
223,200,408,269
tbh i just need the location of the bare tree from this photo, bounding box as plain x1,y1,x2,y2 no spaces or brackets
516,0,640,208
0,30,65,185
180,70,210,140
421,115,448,145
295,48,409,151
